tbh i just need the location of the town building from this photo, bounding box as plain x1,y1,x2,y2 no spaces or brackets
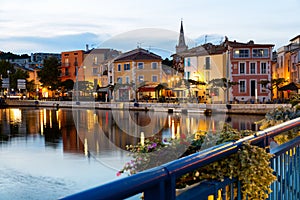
225,39,274,103
83,48,120,88
31,52,61,65
179,43,227,103
111,48,163,101
60,50,85,83
272,35,300,99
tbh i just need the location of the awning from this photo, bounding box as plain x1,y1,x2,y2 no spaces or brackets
278,82,300,91
172,87,187,91
138,84,158,92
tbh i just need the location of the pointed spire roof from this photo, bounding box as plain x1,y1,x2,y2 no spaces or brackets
176,20,188,53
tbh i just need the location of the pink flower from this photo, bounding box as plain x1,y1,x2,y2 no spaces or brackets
116,171,122,176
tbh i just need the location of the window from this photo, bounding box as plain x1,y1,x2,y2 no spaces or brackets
205,57,210,69
239,63,245,74
185,71,190,80
186,58,191,67
65,68,69,76
239,80,246,93
211,88,219,96
250,63,256,74
233,49,249,58
117,64,121,71
64,58,69,67
261,80,268,92
117,77,122,84
252,49,269,58
261,63,267,74
93,56,98,65
93,68,98,75
152,62,158,69
124,63,130,71
138,62,144,69
152,75,158,82
138,75,144,83
125,76,130,84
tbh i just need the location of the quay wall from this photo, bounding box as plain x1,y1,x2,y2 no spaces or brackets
3,100,291,115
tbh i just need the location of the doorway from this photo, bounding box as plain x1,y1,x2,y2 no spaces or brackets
250,80,256,97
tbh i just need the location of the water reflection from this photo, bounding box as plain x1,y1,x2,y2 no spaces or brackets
0,108,264,156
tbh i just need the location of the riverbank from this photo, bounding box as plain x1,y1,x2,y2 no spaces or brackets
2,99,291,115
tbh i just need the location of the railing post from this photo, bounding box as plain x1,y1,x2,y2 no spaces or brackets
144,181,165,200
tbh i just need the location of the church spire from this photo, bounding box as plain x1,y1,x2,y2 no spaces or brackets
176,19,188,53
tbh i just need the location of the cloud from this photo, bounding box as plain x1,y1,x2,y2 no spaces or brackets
0,32,109,54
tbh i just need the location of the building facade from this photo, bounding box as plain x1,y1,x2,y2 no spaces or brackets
272,35,300,99
226,39,274,103
60,50,85,83
112,48,163,101
180,43,227,103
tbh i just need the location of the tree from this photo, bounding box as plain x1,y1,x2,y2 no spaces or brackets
259,78,287,99
0,60,14,89
10,68,29,91
37,57,60,90
209,78,238,103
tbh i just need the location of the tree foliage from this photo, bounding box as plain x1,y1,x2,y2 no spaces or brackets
209,78,238,91
259,78,287,98
10,68,29,90
37,57,60,90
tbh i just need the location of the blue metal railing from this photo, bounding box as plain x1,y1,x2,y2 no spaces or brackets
60,117,300,200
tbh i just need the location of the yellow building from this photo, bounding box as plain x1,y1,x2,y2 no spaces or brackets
112,48,163,101
83,48,120,88
179,43,227,103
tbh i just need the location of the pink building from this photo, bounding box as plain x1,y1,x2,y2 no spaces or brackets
226,39,274,103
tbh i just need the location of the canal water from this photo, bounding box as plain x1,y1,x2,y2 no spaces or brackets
0,108,264,200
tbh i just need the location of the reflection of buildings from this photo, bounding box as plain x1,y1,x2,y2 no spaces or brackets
0,108,264,156
227,114,263,131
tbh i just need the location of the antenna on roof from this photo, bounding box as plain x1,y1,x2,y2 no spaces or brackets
137,42,143,48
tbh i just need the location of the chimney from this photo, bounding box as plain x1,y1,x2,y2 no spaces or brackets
86,44,89,51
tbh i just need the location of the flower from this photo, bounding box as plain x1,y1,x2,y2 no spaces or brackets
116,171,122,176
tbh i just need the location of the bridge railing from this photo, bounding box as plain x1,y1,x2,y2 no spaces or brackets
59,117,300,200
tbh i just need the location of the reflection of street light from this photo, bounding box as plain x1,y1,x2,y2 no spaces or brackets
83,66,86,82
7,70,10,98
75,62,79,103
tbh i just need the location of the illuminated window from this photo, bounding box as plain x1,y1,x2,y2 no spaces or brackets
233,49,249,58
138,75,144,83
252,49,269,58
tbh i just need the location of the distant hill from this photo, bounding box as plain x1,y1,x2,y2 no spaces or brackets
0,51,30,60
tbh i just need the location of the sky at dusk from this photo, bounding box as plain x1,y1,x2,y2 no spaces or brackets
0,0,300,55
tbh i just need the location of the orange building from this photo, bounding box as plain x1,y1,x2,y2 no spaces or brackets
60,50,85,83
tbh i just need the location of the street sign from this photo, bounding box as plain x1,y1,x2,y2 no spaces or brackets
17,79,26,89
2,78,9,89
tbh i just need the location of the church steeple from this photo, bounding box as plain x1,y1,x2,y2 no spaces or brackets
176,20,188,53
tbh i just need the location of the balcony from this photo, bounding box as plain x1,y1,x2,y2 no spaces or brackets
61,63,71,68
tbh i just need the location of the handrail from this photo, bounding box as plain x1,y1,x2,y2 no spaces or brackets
59,117,300,200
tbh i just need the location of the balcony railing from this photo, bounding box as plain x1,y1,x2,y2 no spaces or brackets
61,63,71,68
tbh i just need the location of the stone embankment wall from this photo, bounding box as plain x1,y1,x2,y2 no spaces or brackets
3,100,291,115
